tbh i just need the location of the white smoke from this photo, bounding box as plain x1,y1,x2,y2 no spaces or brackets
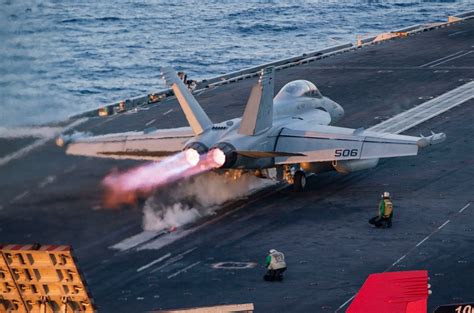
142,171,276,231
143,203,201,231
0,126,63,139
63,130,92,142
56,130,92,147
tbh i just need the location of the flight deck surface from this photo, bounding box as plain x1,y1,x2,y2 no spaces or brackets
0,18,473,312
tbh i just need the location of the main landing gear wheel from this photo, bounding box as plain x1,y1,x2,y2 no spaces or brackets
293,170,306,192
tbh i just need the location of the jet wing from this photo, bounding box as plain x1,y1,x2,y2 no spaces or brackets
274,124,444,164
64,127,194,161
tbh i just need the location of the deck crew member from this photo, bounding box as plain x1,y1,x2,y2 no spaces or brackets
369,191,393,228
264,249,287,281
177,71,188,84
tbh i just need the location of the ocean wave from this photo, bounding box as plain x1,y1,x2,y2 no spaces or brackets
227,5,302,18
60,16,124,24
0,1,471,126
237,23,300,34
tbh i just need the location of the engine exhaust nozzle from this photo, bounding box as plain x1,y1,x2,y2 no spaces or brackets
211,142,237,168
184,141,209,154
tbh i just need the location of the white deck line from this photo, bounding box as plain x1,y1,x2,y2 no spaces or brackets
448,30,469,37
459,203,471,213
145,119,156,126
167,261,201,279
10,191,30,204
137,253,171,272
110,230,166,251
418,50,466,67
368,81,474,133
429,50,474,67
383,90,471,133
150,247,198,273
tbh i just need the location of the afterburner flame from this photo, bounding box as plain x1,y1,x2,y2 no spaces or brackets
184,149,200,167
208,148,226,167
102,148,226,207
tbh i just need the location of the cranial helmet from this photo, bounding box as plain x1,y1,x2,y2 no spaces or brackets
382,191,390,198
269,249,277,254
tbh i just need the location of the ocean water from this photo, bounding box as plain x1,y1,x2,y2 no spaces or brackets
0,0,472,126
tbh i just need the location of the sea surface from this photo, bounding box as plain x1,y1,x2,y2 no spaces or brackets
0,0,472,126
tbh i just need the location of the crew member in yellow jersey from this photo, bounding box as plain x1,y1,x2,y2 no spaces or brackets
369,191,393,228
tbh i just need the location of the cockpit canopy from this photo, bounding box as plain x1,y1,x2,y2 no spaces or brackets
274,80,322,101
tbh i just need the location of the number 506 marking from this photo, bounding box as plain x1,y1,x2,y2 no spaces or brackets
335,149,358,157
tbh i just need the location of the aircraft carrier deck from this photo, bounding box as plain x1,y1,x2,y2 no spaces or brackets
1,14,473,312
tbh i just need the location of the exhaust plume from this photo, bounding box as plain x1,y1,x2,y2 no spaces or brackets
102,149,225,207
55,131,92,147
142,171,276,232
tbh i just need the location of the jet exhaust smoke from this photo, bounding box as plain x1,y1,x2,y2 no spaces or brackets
102,148,225,207
55,131,92,147
141,171,277,234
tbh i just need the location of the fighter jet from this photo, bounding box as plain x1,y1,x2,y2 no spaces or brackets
60,67,445,190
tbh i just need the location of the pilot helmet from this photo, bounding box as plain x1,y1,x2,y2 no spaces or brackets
382,191,390,198
269,249,277,254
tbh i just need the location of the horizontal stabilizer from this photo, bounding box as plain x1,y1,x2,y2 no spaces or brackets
236,151,306,159
98,150,178,158
161,67,212,135
64,127,193,161
273,124,432,164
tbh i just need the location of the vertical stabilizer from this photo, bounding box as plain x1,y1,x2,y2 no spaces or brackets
238,67,274,136
161,67,213,135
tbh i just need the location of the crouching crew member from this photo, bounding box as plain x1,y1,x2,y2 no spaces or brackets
264,249,287,281
369,191,393,228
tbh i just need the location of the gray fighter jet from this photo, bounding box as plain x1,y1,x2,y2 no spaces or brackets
61,67,445,190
